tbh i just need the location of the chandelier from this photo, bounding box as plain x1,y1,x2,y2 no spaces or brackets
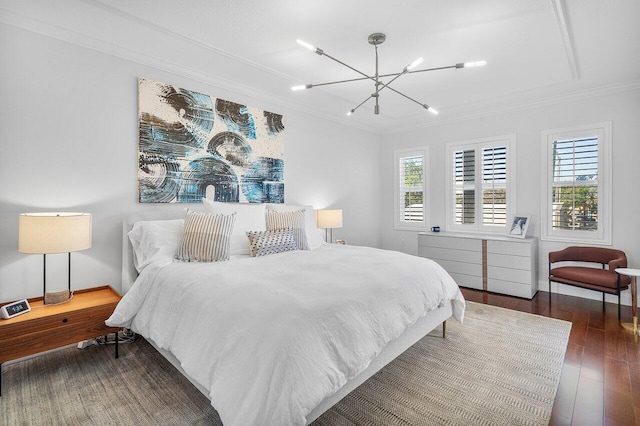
292,33,486,116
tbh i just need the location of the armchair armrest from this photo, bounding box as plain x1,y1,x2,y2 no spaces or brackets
549,246,576,264
608,255,627,272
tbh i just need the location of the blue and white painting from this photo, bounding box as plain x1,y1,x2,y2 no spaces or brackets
137,78,285,203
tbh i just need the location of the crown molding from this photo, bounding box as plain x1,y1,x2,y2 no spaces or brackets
0,4,381,136
87,0,299,86
383,79,640,135
86,0,383,134
2,2,635,138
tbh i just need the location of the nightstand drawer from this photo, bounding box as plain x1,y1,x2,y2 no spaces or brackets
1,304,116,340
0,307,118,363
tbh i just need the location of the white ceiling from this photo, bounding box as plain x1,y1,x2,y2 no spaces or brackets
2,0,639,134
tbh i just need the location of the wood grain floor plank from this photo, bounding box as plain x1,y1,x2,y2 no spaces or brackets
551,363,580,425
571,375,604,426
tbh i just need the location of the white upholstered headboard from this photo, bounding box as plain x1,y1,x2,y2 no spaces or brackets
122,211,185,294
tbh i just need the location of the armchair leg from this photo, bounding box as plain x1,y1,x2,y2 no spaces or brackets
548,280,551,302
602,293,605,311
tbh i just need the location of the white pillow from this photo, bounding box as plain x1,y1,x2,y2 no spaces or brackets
175,210,236,262
246,228,298,257
202,198,266,255
265,209,308,250
128,219,184,272
266,203,324,249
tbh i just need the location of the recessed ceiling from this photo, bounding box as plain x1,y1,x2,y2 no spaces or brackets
2,0,638,134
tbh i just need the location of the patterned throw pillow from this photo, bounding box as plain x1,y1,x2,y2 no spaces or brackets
246,228,299,257
265,209,309,250
176,210,236,262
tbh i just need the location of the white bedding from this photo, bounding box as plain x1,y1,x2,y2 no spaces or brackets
107,243,465,426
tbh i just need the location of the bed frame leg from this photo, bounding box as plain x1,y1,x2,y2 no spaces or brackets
442,321,446,338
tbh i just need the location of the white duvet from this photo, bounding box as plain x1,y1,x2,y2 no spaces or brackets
107,244,465,426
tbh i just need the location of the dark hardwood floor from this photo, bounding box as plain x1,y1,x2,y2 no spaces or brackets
460,288,640,426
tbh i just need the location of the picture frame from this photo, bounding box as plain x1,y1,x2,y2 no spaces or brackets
508,216,529,238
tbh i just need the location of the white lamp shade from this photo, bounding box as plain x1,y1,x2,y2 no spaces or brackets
19,212,92,254
316,209,343,229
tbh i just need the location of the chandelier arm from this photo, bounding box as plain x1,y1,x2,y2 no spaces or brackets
406,64,460,74
300,64,465,88
305,76,372,88
384,85,428,107
350,95,375,113
374,70,407,95
379,64,460,79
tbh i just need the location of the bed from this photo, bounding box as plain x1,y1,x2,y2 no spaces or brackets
107,204,465,426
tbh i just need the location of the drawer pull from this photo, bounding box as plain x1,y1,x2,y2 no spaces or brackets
62,318,68,323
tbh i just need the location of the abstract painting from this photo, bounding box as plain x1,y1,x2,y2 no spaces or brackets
137,78,285,203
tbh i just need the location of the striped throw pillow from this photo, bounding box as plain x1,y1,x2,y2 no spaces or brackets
176,210,236,262
265,209,309,250
246,228,298,257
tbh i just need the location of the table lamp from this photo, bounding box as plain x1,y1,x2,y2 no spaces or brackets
316,209,343,243
18,212,92,304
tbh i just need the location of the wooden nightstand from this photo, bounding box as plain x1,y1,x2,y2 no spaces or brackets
0,286,122,396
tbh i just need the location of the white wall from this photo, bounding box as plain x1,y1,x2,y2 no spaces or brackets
381,88,640,306
0,23,382,301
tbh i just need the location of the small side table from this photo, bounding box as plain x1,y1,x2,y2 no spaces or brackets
616,268,640,335
0,286,121,396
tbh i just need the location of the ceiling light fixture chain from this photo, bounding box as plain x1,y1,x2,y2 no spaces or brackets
292,33,486,117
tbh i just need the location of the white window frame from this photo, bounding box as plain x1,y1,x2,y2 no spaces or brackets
445,134,516,234
541,122,612,245
394,147,428,231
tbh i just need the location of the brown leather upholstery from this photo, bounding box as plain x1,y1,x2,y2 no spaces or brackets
548,246,629,272
548,246,630,318
550,267,630,291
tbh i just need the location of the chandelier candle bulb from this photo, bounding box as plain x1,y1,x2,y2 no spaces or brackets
296,39,316,51
296,39,323,55
423,104,439,115
406,57,424,71
464,60,487,68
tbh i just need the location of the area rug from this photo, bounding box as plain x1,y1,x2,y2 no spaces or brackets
1,302,570,425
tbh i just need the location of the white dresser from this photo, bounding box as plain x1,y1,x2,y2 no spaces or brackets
418,232,538,299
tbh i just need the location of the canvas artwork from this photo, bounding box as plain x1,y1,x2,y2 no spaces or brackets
137,78,285,203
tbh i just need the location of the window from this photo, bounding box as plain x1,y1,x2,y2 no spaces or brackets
541,122,611,244
446,135,515,233
394,147,428,230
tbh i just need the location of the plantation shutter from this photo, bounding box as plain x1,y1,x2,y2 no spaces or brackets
454,149,475,224
551,137,598,231
482,146,507,226
398,154,424,223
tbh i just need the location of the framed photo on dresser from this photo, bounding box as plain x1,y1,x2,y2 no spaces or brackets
508,216,529,238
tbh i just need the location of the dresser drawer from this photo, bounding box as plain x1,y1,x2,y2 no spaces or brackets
418,234,482,252
418,246,482,264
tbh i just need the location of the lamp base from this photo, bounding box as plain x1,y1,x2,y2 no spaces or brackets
44,290,70,305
